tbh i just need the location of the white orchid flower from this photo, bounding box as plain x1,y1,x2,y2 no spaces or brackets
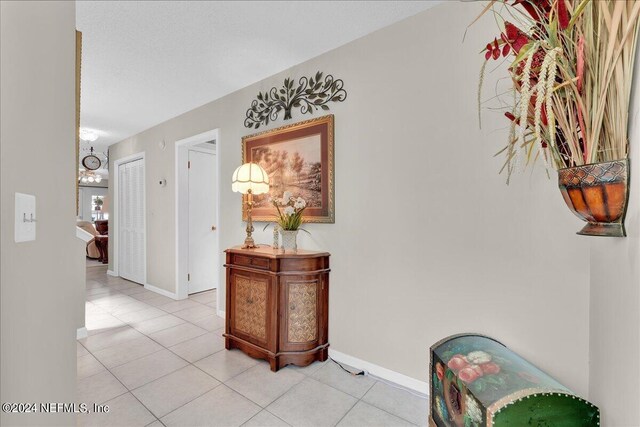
284,206,295,216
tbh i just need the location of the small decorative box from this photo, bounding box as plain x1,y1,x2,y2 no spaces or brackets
429,334,599,427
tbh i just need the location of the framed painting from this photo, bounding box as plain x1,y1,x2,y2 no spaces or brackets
241,114,335,223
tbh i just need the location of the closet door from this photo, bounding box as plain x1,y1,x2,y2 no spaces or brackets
118,158,145,284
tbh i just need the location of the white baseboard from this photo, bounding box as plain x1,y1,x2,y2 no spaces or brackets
217,310,226,318
106,270,117,277
76,327,88,340
144,283,181,300
328,349,428,396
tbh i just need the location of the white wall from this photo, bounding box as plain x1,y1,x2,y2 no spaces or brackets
1,1,84,425
587,43,640,426
109,1,591,398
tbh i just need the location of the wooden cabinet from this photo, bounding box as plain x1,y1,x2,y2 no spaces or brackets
224,246,330,371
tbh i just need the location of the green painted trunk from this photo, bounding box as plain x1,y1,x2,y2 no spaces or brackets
429,334,599,427
493,393,599,426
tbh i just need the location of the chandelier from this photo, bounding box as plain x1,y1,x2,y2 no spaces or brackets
80,128,99,142
78,169,103,184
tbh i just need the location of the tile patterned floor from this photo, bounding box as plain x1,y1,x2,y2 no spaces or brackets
78,266,427,426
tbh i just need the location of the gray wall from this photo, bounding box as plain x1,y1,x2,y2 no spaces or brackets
1,1,84,425
109,0,594,401
587,42,640,426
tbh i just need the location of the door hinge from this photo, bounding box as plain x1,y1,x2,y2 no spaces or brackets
188,273,190,281
188,161,191,169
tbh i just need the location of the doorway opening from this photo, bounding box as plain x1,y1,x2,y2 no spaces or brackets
175,130,220,310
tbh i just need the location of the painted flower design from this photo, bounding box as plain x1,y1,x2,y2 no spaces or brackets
447,354,468,372
435,396,449,422
465,394,483,424
466,351,492,365
458,365,484,384
432,373,442,393
480,362,501,375
436,362,445,381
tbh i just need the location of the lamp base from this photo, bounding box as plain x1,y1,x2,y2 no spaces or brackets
242,236,257,249
242,190,258,249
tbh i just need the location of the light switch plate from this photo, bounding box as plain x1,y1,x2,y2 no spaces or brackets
15,192,36,242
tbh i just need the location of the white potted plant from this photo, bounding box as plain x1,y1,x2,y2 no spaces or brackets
272,191,307,250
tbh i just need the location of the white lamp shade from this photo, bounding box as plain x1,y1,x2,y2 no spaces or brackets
232,163,269,195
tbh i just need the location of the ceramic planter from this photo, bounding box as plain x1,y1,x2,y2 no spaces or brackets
557,159,629,237
280,229,298,250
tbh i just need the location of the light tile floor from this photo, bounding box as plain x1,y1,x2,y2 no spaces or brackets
78,266,427,426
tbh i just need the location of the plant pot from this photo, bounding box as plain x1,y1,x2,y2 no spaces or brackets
280,229,298,251
558,159,629,237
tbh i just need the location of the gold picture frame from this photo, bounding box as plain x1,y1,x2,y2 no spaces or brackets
241,115,335,223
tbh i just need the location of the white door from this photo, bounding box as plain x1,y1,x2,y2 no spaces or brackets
118,158,145,284
188,150,217,294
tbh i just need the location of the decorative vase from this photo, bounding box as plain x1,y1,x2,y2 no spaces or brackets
280,229,298,250
272,224,279,249
558,159,629,237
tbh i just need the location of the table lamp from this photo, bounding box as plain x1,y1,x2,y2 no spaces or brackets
232,162,269,248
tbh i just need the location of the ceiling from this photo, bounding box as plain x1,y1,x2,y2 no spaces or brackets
76,0,440,161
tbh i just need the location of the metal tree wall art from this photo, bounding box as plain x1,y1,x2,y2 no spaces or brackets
244,72,347,129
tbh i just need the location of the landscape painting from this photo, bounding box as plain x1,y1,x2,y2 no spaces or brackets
242,115,335,223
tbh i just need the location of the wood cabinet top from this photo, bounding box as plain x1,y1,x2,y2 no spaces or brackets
225,245,330,259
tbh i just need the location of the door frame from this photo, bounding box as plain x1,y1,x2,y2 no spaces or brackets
112,151,146,285
175,129,220,304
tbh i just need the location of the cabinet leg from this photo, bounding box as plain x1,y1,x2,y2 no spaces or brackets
319,347,329,362
269,357,278,372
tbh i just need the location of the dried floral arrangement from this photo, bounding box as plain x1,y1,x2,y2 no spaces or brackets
477,0,640,181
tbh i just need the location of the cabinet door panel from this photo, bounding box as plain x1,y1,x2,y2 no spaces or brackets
288,280,318,342
280,276,322,351
231,271,271,347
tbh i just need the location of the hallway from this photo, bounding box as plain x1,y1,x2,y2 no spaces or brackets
78,266,427,426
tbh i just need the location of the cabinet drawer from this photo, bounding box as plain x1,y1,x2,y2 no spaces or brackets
232,254,270,270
